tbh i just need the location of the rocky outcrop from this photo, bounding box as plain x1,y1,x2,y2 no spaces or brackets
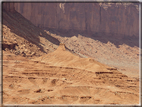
14,3,139,37
2,41,17,50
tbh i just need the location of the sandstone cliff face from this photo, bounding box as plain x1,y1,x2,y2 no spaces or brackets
14,3,139,37
3,2,15,12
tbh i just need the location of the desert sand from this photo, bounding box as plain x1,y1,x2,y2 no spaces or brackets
3,43,139,104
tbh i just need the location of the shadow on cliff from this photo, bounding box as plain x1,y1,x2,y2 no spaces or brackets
91,32,139,48
46,28,139,48
2,10,60,53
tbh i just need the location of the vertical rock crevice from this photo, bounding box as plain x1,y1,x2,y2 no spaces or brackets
3,2,15,12
100,6,101,24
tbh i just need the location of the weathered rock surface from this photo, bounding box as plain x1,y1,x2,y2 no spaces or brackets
3,2,15,12
14,3,139,37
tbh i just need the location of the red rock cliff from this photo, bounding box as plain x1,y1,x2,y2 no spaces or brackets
14,3,139,37
3,2,15,12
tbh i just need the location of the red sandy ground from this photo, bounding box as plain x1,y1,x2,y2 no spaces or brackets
3,44,139,104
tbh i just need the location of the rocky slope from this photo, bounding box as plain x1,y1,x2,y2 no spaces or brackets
14,3,139,38
45,30,140,78
3,44,139,104
2,7,60,58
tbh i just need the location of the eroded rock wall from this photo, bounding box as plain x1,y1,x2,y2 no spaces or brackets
14,3,139,37
3,2,15,12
